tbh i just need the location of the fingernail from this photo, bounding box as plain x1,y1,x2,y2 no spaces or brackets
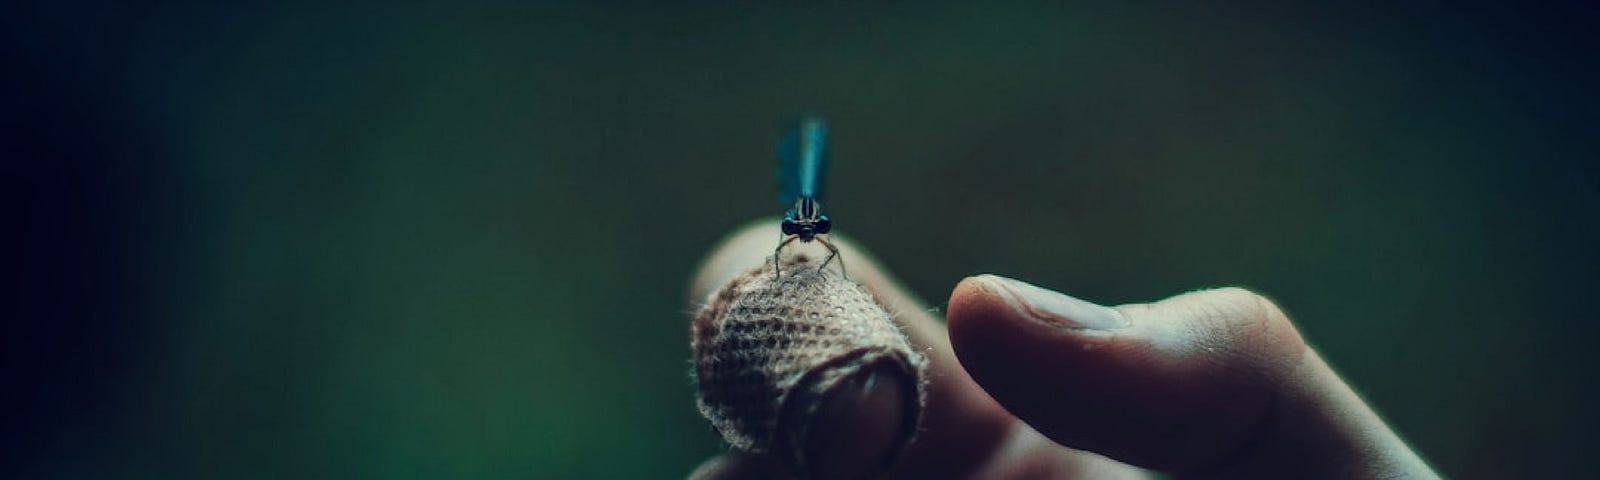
979,275,1128,330
798,362,915,480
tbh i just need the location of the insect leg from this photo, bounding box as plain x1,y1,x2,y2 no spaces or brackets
815,236,846,279
772,234,800,280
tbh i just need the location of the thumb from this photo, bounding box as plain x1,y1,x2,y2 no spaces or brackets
947,275,1436,478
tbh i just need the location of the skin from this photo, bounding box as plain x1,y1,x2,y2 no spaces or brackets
688,221,1439,480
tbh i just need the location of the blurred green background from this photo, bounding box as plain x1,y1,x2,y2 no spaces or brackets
8,2,1597,478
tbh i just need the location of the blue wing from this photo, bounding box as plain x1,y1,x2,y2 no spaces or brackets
778,116,829,206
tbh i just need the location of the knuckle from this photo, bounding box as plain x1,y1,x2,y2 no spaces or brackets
1162,287,1294,354
1209,286,1286,328
1203,287,1304,369
1203,287,1287,328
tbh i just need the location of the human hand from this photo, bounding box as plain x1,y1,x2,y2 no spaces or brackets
687,222,1438,479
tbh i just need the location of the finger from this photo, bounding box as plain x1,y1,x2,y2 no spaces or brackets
688,220,1019,477
947,275,1437,478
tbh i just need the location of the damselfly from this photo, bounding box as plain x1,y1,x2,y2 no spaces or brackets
773,116,844,279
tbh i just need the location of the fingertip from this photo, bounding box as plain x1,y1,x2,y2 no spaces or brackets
947,275,1009,330
688,227,1021,478
947,275,1126,366
945,277,1291,472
